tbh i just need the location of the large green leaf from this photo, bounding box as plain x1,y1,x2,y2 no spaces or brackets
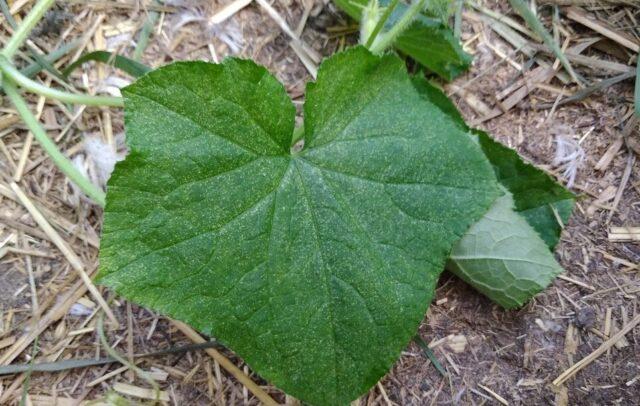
97,47,500,405
447,191,563,309
333,0,471,81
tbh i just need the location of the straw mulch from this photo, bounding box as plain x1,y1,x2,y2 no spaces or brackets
0,0,638,404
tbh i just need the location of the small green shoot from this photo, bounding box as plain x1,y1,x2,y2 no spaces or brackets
62,50,152,79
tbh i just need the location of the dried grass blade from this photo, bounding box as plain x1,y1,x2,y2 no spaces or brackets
9,182,117,325
171,320,280,406
553,313,640,386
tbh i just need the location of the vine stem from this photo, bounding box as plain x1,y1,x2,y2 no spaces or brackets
364,0,400,49
369,0,428,54
2,0,55,58
0,55,124,107
97,312,162,403
3,78,106,206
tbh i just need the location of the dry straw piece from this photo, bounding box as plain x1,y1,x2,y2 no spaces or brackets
8,182,118,326
554,314,640,386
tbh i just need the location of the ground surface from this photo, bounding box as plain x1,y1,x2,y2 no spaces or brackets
0,0,639,405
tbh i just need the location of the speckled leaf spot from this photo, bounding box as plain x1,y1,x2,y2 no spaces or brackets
97,46,500,406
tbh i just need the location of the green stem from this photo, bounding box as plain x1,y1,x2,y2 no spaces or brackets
291,124,305,145
369,0,427,54
364,0,400,49
132,2,160,62
0,40,81,96
20,39,81,79
97,312,161,402
508,0,582,86
454,0,463,38
0,0,66,82
2,0,55,58
0,55,124,107
3,78,106,206
635,54,639,118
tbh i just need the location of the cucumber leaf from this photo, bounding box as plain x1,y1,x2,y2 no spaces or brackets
447,191,563,309
333,0,472,81
97,47,500,405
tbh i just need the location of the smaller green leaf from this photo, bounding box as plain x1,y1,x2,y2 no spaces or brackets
412,77,575,249
476,132,574,249
412,77,570,308
333,0,471,81
62,51,152,78
448,191,563,309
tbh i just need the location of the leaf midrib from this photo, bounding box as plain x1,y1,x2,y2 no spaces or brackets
291,159,339,400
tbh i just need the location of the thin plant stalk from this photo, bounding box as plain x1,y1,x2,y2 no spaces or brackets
369,0,428,54
19,336,38,406
3,79,106,206
508,0,582,86
2,0,55,58
20,39,82,79
132,2,160,61
364,0,400,48
0,39,81,97
0,55,123,107
0,0,66,82
97,312,161,403
454,0,464,38
635,54,639,118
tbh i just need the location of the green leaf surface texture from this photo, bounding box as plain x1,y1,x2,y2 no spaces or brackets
447,191,563,309
97,47,500,405
412,78,570,308
333,0,471,80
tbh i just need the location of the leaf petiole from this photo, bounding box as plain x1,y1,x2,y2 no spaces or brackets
1,0,55,59
3,78,106,206
0,55,124,107
364,0,400,49
369,0,428,54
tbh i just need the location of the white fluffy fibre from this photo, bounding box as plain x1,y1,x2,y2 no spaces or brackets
68,302,94,317
96,76,131,98
171,8,244,54
83,134,126,186
69,134,126,205
553,135,584,188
